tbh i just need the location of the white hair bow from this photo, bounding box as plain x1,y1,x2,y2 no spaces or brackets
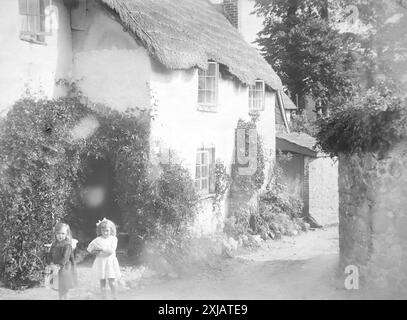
72,239,78,250
96,217,108,226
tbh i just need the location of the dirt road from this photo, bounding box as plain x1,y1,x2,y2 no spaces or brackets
121,225,351,300
0,226,395,300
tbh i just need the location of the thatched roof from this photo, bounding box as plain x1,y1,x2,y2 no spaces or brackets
100,0,282,90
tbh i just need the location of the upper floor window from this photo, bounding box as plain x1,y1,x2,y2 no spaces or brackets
198,62,219,111
19,0,53,44
195,148,215,194
249,80,265,111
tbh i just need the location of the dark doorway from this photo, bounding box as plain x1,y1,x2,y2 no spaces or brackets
74,156,121,242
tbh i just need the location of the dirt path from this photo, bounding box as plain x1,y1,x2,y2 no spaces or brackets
0,226,394,300
121,225,352,300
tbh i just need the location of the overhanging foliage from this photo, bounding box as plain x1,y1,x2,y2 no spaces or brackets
316,86,407,157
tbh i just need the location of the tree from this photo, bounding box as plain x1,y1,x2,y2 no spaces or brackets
254,0,359,115
289,113,318,137
328,0,407,90
355,1,407,89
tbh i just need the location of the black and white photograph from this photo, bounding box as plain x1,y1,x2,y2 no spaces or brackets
0,0,407,305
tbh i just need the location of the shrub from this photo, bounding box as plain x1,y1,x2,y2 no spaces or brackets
316,85,407,157
126,161,199,263
154,163,198,227
225,151,305,242
141,222,193,274
223,211,251,240
213,161,231,212
256,152,304,239
0,97,89,289
257,187,304,239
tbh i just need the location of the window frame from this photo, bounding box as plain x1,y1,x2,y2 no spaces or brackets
197,62,219,112
249,80,265,112
195,147,215,195
19,0,53,44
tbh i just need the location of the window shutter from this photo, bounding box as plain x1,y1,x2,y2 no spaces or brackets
19,0,28,15
209,148,216,194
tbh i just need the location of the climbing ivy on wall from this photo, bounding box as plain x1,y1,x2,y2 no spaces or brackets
0,96,151,289
231,118,265,192
0,91,201,289
213,161,232,211
224,119,266,238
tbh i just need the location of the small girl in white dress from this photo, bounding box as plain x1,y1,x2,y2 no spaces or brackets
87,218,121,299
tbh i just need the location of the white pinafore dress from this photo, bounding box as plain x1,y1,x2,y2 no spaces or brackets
87,236,121,280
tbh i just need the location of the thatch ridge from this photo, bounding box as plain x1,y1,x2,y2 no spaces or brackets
100,0,282,90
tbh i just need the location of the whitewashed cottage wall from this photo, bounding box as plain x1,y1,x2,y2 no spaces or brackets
149,63,277,235
0,0,72,115
71,0,151,111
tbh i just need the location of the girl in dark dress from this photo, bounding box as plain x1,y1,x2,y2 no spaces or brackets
47,223,77,300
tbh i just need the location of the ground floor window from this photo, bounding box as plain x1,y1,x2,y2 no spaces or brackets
19,0,53,44
195,147,215,194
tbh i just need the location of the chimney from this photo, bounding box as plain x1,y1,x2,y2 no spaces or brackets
222,0,240,29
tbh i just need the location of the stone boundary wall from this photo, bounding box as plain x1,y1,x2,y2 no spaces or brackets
339,141,407,292
0,231,4,274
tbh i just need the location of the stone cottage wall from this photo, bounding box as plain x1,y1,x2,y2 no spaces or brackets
339,141,407,291
0,205,4,271
305,156,339,226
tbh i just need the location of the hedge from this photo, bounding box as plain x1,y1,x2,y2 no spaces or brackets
316,86,407,157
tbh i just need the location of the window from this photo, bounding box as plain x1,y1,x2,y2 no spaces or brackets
198,62,219,111
19,0,53,44
249,80,265,111
195,148,215,194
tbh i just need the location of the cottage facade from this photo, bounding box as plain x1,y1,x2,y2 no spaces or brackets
213,0,339,226
0,0,287,236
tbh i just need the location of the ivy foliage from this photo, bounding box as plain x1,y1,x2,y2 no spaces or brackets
231,119,265,193
0,95,201,288
0,96,151,289
0,97,90,289
226,119,266,239
213,161,232,212
316,85,407,157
